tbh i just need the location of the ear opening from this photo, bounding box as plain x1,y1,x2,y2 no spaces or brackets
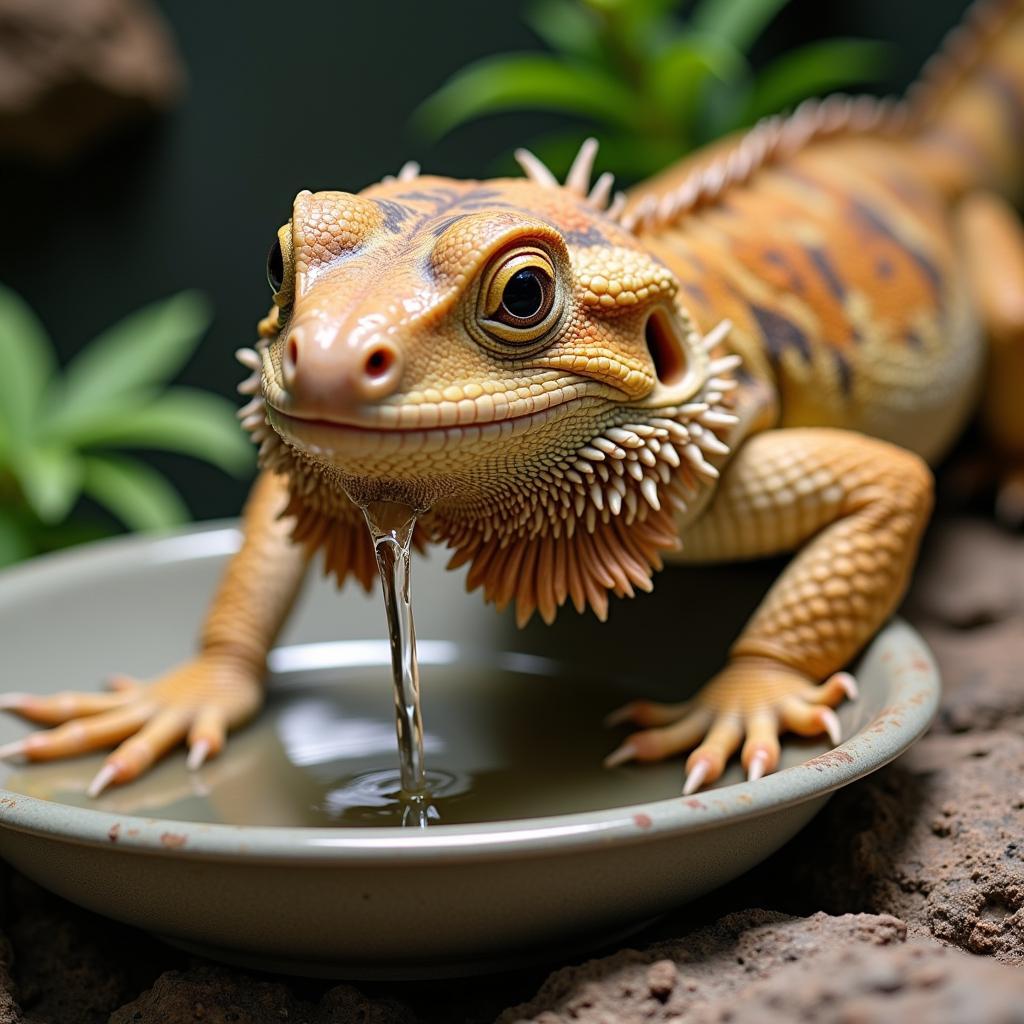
644,307,688,386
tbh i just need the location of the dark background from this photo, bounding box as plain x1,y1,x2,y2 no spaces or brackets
0,0,970,521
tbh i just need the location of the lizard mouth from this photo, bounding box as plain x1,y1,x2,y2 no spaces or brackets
264,395,601,456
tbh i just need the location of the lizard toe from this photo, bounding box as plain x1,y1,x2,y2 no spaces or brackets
0,688,136,725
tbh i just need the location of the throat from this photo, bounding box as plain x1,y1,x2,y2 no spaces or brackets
432,403,732,626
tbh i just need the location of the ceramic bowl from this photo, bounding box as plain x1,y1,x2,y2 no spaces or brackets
0,524,938,977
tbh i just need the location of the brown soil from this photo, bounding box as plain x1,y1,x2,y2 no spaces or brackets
2,512,1023,1023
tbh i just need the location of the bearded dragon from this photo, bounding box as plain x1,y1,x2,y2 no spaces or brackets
3,0,1023,799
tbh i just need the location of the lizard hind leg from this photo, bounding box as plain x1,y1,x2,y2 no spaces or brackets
959,192,1024,526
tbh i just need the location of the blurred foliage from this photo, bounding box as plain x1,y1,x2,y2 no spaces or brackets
416,0,891,180
0,286,253,569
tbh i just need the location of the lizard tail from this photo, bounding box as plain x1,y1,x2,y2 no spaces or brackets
907,0,1024,202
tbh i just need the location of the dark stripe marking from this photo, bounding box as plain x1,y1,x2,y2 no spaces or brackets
429,214,467,238
806,246,846,301
682,282,709,306
563,224,608,247
374,200,413,234
833,350,854,396
851,199,943,300
761,248,805,293
749,303,812,363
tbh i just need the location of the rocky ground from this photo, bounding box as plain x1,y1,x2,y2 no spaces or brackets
1,510,1022,1023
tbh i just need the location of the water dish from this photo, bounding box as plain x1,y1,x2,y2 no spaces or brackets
0,524,939,977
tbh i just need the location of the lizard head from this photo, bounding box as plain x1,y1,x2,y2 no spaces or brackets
239,142,739,625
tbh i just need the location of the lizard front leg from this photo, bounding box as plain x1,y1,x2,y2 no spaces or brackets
0,470,312,795
607,428,933,793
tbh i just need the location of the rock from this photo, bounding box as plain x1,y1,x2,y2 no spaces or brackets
108,966,313,1024
0,934,20,1024
910,517,1024,629
498,910,907,1023
925,620,1024,735
316,984,416,1023
696,941,1024,1024
109,969,417,1024
6,873,164,1024
501,911,1024,1023
0,0,183,163
778,731,1024,962
906,515,1024,737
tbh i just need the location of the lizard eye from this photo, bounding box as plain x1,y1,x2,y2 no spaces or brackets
500,268,548,322
479,248,560,344
266,239,284,293
265,224,295,309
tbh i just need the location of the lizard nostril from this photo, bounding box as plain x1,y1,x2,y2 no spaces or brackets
280,331,299,391
644,308,687,386
282,335,300,390
363,344,395,380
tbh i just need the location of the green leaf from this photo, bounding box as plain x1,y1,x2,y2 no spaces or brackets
0,507,34,568
647,33,747,125
10,446,83,523
582,0,677,19
72,388,254,475
690,0,792,52
414,54,638,138
578,0,677,52
81,454,189,532
0,284,56,440
524,0,603,61
51,291,211,433
744,39,892,121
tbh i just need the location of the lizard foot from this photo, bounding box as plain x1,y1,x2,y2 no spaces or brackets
604,657,857,794
0,654,262,796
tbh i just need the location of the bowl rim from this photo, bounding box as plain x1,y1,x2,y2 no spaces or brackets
0,523,939,866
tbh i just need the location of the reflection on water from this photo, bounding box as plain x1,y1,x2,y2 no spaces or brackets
0,642,835,828
276,699,443,766
324,769,466,826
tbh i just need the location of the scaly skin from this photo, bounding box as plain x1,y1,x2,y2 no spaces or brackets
4,0,1024,796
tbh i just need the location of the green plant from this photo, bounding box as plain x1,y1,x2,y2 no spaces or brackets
0,285,253,568
416,0,891,180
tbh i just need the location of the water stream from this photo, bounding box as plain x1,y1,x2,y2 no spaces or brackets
361,500,437,827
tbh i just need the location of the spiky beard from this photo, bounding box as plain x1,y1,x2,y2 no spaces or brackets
236,323,739,626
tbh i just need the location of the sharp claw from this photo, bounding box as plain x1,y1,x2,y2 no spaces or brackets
0,694,29,711
603,741,637,768
603,704,635,728
0,740,27,761
820,707,842,746
683,758,710,796
830,671,859,701
747,750,768,782
87,763,119,798
187,739,211,772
